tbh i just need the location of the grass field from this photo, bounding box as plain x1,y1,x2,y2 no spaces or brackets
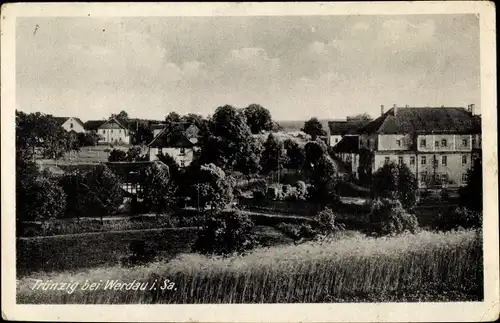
17,229,482,304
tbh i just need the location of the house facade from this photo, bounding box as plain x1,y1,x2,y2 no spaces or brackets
148,122,200,168
339,104,481,189
328,119,368,147
93,118,131,145
54,117,86,133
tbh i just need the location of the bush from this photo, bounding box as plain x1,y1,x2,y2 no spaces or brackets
123,240,158,266
367,198,419,236
294,180,307,197
252,190,266,205
312,207,345,235
435,207,482,231
266,186,280,200
297,223,318,241
108,149,127,162
192,210,257,255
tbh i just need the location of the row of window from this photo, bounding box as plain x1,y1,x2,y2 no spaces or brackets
419,173,468,184
419,138,471,148
101,129,126,134
385,155,469,166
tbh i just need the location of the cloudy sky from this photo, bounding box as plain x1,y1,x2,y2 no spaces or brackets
16,15,480,121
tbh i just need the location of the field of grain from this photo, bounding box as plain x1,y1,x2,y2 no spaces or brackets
17,229,482,304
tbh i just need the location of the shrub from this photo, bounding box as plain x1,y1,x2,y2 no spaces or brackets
282,184,291,194
312,207,344,235
266,186,280,200
192,210,257,255
123,240,158,266
108,149,127,162
435,207,482,231
252,190,266,205
367,198,419,236
294,180,307,196
297,223,318,241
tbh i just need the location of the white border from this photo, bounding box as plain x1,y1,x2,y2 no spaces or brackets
1,2,498,322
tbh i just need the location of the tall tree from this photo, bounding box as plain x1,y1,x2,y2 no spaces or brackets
140,162,178,217
304,139,328,166
260,133,287,174
188,163,233,211
284,139,305,170
116,110,129,122
165,111,181,124
243,104,273,134
301,117,326,141
459,157,483,212
308,155,338,204
371,162,418,210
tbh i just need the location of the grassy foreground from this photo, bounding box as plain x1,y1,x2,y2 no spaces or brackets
17,230,483,304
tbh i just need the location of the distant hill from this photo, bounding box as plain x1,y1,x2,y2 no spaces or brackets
276,119,337,133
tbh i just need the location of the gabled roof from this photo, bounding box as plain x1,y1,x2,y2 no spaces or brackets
328,120,369,135
99,118,128,130
84,120,106,131
52,116,85,128
358,107,481,135
333,135,360,153
148,122,199,148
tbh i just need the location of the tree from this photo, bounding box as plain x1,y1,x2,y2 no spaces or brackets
371,162,418,210
188,163,233,211
108,149,127,162
243,104,273,134
304,139,328,167
284,139,305,170
193,210,257,255
260,133,287,174
16,111,71,160
131,122,154,145
140,162,177,217
308,156,339,204
312,207,344,235
301,117,326,141
459,157,482,212
367,198,419,236
234,136,263,176
80,165,124,221
165,111,181,124
115,110,129,123
77,132,100,146
346,113,373,122
59,171,88,219
126,146,147,162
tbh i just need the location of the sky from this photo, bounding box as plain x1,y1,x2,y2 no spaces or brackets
16,15,480,122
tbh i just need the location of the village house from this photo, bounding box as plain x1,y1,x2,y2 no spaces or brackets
84,118,131,145
334,104,481,189
327,119,368,147
148,122,200,168
53,117,86,133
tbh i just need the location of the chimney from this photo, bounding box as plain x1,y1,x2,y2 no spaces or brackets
393,104,397,116
470,104,475,115
441,105,444,108
381,104,385,116
405,104,409,108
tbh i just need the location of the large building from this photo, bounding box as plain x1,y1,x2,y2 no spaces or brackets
334,104,481,188
328,119,369,147
84,118,131,145
148,122,200,168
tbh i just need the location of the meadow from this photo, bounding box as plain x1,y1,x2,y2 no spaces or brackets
17,229,483,304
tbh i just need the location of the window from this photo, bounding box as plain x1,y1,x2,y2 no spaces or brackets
442,156,447,166
101,129,105,134
434,174,441,182
461,173,468,184
70,123,74,129
396,140,401,147
410,156,415,165
420,139,427,147
398,156,403,165
180,160,185,167
420,173,428,183
421,156,427,165
462,155,468,165
180,147,186,154
462,139,468,147
384,157,390,164
441,139,447,147
434,141,439,149
111,130,113,133
335,138,339,143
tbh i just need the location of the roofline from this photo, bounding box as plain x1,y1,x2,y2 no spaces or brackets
99,117,128,130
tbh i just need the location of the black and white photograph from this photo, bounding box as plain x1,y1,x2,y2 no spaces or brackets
1,2,498,322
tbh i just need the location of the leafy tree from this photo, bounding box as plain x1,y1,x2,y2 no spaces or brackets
157,152,181,182
459,157,482,212
115,110,129,123
260,133,287,174
301,117,326,141
80,165,124,221
77,132,100,146
367,198,419,236
193,210,257,255
304,139,328,166
131,122,154,145
16,172,66,223
243,104,273,134
165,111,181,124
181,113,211,137
284,139,305,170
16,111,70,160
312,207,344,235
308,156,339,204
234,136,263,176
108,149,127,162
140,162,177,217
59,171,88,219
188,163,233,211
346,113,373,122
371,162,418,210
126,146,147,161
435,206,482,231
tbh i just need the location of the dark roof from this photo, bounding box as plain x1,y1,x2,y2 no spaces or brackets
333,135,360,153
358,107,481,135
328,120,369,135
148,128,196,148
84,120,106,131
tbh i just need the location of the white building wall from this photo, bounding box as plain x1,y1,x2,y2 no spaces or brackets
97,128,130,144
61,117,86,133
329,135,342,147
149,147,194,167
